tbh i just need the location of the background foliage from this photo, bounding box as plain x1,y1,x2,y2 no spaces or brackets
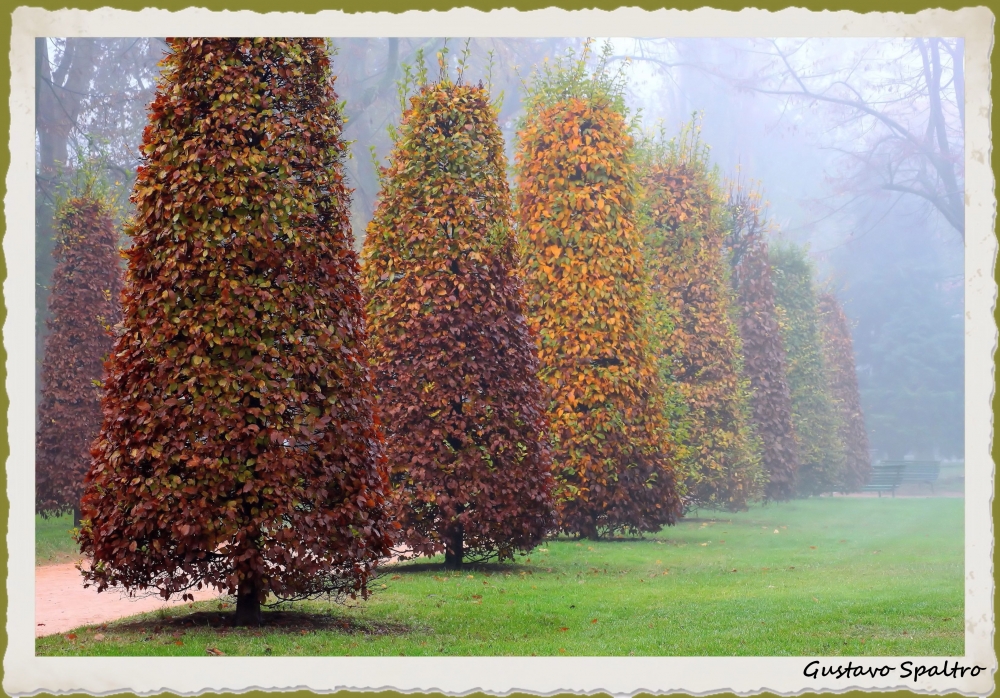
818,292,872,490
362,68,554,565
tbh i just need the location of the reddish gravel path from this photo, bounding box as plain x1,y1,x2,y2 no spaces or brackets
35,548,412,637
35,562,220,637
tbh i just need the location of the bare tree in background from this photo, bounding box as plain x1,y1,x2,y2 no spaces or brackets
614,38,965,241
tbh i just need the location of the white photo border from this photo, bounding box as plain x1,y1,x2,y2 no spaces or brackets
4,5,995,696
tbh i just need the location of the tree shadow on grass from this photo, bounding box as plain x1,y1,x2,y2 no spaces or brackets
113,610,413,636
386,559,535,575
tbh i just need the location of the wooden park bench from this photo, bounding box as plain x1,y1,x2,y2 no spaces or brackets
882,460,941,493
861,463,905,497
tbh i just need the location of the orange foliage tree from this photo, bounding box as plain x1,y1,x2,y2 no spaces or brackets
637,122,763,511
725,179,799,500
818,292,872,491
362,55,555,567
78,39,394,626
514,44,681,538
36,172,123,524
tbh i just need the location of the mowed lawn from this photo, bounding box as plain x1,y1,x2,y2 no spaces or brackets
36,511,83,565
36,496,963,657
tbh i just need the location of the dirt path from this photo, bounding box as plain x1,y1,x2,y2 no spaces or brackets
35,562,221,638
35,547,413,638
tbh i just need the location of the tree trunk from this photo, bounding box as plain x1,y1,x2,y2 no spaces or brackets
444,523,463,569
234,577,263,626
72,503,81,529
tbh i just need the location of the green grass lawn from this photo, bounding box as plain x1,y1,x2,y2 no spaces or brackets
36,511,82,565
36,496,963,657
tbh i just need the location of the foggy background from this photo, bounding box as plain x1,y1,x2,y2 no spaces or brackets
35,36,965,462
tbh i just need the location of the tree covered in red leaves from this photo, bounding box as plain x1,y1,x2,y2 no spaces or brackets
36,180,122,524
78,38,394,626
362,65,554,568
725,180,799,500
818,292,872,491
515,44,681,538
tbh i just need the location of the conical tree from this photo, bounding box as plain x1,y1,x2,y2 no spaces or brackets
725,180,799,500
769,242,845,495
515,43,682,538
36,171,123,525
362,62,554,568
818,292,872,491
637,123,763,511
78,38,394,626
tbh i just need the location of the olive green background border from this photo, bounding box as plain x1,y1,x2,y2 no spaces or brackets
1,2,993,698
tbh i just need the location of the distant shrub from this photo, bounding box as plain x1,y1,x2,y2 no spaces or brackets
36,184,122,522
724,180,799,500
818,292,872,491
770,243,845,495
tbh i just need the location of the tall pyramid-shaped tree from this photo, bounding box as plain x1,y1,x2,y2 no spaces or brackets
36,165,123,525
637,122,763,511
362,55,554,568
78,38,394,626
769,243,846,495
515,43,681,538
818,292,872,491
724,179,799,500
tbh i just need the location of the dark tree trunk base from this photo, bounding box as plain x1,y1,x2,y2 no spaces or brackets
72,504,81,529
234,578,262,627
444,524,463,570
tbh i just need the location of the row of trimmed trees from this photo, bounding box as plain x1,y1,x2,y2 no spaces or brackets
36,39,869,626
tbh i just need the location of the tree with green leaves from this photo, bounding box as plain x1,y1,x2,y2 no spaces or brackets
78,38,394,627
362,48,555,568
818,292,872,491
770,242,845,495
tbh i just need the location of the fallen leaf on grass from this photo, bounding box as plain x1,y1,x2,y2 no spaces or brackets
65,633,77,641
174,640,183,646
559,627,569,632
558,648,566,653
809,546,817,549
812,597,819,602
391,575,401,580
731,569,738,573
206,647,225,656
773,529,779,534
472,594,482,600
591,619,598,624
93,633,105,641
